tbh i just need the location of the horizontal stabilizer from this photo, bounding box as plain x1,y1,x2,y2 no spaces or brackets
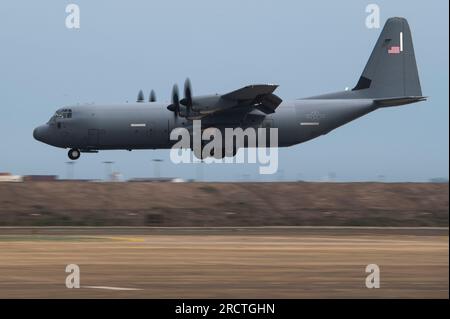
374,96,427,107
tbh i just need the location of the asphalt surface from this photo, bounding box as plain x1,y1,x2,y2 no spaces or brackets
0,227,447,298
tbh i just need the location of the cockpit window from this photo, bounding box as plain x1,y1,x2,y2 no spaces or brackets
60,109,72,119
48,108,72,123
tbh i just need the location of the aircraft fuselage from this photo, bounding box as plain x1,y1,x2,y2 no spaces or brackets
33,99,377,152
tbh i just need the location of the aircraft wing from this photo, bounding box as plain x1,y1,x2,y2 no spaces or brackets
221,84,283,114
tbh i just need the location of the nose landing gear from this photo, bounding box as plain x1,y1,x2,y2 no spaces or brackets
68,148,81,160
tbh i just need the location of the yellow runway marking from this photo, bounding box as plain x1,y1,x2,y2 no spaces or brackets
88,236,145,242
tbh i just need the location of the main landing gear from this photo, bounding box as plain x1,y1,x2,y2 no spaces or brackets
193,146,238,160
68,148,81,160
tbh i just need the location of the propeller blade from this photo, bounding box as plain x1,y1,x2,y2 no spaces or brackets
184,78,192,104
172,84,179,105
167,84,180,116
137,89,145,103
180,78,192,116
149,90,156,102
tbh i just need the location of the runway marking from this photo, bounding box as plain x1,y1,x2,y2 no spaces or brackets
95,236,145,242
83,286,143,291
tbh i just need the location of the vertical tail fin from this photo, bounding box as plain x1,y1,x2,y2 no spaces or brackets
353,17,422,98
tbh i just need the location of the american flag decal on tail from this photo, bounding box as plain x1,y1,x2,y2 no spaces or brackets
388,32,403,54
388,46,401,54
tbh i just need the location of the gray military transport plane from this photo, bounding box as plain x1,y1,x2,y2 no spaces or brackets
34,17,425,160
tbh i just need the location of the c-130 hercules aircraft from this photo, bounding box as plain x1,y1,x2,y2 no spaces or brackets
34,17,425,160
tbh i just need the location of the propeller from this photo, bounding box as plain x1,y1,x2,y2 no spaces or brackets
167,78,193,118
167,84,180,116
149,90,156,102
136,89,145,103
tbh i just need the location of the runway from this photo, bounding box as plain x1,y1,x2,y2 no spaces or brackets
0,227,448,298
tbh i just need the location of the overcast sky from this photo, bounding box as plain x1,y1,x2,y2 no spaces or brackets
0,0,448,181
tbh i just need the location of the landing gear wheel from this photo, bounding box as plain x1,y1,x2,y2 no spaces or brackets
68,148,81,160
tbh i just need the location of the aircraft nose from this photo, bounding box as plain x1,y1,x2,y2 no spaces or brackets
33,125,47,142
